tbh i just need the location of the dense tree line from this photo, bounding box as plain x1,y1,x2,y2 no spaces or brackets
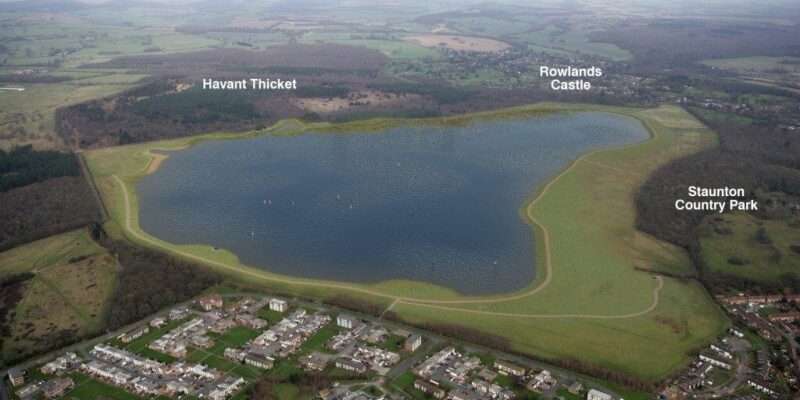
593,19,800,70
0,176,99,251
131,86,265,124
367,82,474,104
99,239,221,330
58,82,295,147
0,145,80,192
294,85,348,98
92,44,388,73
635,108,800,293
323,295,385,317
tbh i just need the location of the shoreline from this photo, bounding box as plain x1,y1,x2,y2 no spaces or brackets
99,104,656,303
85,102,727,381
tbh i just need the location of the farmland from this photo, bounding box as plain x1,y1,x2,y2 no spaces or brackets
405,35,510,52
84,103,727,381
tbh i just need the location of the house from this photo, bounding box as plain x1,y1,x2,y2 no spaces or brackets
131,377,160,396
40,352,80,375
169,307,190,320
414,380,446,399
118,325,149,343
335,357,367,374
472,379,514,400
269,298,288,312
235,313,267,329
244,354,274,370
567,381,583,394
199,375,245,400
493,359,526,376
8,367,27,387
769,311,800,322
404,334,422,351
199,294,223,311
15,383,40,399
150,317,167,328
526,369,555,392
587,388,613,400
225,297,254,313
747,379,777,397
699,354,731,370
448,386,481,400
224,348,247,362
190,364,219,380
191,335,215,349
337,314,358,329
299,352,329,371
709,344,733,359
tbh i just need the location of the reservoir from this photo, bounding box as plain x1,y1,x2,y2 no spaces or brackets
137,112,649,295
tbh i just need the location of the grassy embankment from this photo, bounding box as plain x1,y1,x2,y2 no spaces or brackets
84,103,729,381
0,229,117,363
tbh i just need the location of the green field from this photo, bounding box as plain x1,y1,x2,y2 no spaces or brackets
299,32,442,60
699,212,800,282
0,230,117,364
700,56,800,87
0,229,103,277
62,374,142,400
84,103,728,381
0,81,134,150
701,56,800,74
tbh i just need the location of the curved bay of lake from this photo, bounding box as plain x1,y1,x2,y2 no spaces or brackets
138,112,648,295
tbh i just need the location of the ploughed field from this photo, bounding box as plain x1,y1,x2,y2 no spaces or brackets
136,112,648,295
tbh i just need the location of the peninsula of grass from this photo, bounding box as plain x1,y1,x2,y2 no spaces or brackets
84,102,729,382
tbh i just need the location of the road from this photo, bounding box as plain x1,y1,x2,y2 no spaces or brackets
2,291,627,400
702,338,751,398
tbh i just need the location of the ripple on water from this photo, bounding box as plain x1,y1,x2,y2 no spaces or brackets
137,112,648,295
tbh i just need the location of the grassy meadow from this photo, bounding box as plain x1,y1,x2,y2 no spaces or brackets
0,82,135,150
0,229,117,363
84,103,728,381
699,212,800,282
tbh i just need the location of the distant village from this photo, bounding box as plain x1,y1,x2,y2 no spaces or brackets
4,292,622,400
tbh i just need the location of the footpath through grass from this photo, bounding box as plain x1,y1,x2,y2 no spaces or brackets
0,229,117,364
85,103,729,381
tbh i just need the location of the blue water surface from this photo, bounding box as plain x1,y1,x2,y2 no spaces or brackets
138,112,648,294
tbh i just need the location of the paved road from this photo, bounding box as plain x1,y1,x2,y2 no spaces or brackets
385,339,440,381
702,338,751,399
0,379,9,400
2,291,627,400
